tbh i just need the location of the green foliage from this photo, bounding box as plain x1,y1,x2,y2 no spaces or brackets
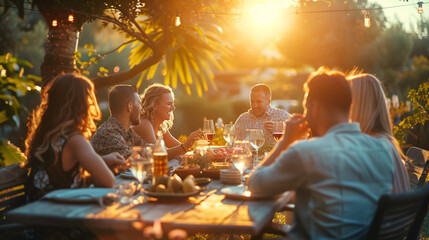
74,44,109,77
399,55,429,98
0,139,26,166
393,79,429,146
0,53,40,166
0,53,40,126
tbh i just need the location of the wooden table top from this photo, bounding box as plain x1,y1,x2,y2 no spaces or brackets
7,176,293,238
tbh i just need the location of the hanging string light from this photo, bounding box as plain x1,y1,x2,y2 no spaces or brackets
418,1,423,14
364,11,370,28
68,14,74,22
52,19,58,27
175,15,181,26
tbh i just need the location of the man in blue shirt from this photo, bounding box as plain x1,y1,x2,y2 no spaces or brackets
249,68,394,239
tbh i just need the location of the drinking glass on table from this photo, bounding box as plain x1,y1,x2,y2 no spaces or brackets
223,124,236,147
231,140,253,177
203,119,215,145
246,129,265,165
273,121,286,142
129,146,153,185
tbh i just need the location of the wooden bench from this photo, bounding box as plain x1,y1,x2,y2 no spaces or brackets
0,162,28,224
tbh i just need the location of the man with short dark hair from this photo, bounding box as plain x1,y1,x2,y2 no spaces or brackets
234,84,291,146
91,85,145,159
249,68,394,239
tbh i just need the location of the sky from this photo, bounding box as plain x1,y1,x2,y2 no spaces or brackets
373,0,429,32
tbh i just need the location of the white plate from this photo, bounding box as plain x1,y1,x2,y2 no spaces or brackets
221,186,274,200
43,188,115,203
143,190,199,200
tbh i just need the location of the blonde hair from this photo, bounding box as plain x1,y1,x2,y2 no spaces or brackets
25,73,101,167
348,73,406,159
140,83,174,133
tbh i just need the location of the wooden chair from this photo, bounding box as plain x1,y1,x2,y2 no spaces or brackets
366,182,429,240
0,162,28,223
405,147,429,189
0,162,29,238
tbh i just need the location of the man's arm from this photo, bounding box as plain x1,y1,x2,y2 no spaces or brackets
91,129,132,159
249,147,306,196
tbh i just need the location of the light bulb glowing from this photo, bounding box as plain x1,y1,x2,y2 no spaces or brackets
364,12,370,28
175,16,181,26
52,20,58,27
68,14,74,22
418,2,423,14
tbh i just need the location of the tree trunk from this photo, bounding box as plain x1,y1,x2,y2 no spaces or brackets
40,25,80,86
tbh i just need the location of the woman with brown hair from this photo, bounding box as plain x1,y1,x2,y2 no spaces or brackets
133,83,203,160
25,73,117,201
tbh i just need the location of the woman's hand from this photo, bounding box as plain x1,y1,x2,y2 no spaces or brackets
183,130,204,150
102,152,127,173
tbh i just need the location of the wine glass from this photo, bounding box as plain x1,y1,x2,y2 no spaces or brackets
246,129,265,165
203,119,215,145
223,124,236,147
129,146,153,186
231,140,253,176
273,121,286,142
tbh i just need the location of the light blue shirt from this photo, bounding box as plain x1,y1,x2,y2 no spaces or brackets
249,122,394,240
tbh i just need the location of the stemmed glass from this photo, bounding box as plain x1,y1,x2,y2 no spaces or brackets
273,121,286,143
203,119,215,146
231,140,253,177
223,124,237,147
246,129,265,164
129,146,153,186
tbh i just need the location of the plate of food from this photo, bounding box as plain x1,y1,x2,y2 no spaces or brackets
143,190,199,200
145,174,200,200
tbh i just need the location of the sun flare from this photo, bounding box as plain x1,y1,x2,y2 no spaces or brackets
249,3,281,27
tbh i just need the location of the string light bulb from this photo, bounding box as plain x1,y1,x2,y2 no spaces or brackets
68,14,74,22
175,15,181,26
52,20,58,27
364,11,370,28
418,2,423,14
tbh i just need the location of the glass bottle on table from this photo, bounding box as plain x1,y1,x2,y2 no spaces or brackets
152,131,168,184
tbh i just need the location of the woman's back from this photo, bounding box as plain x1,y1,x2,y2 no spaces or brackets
25,73,115,201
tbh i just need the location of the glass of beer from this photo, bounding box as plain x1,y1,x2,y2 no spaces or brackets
152,151,169,183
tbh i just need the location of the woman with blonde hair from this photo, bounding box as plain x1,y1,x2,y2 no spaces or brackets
348,73,410,193
133,83,203,160
25,73,118,201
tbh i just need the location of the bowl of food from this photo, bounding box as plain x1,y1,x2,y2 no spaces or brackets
173,166,201,179
194,177,212,186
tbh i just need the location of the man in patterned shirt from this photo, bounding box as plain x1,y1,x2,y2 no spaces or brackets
234,84,291,147
91,85,145,159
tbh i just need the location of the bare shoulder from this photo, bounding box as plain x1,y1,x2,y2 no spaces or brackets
66,134,91,149
133,118,151,131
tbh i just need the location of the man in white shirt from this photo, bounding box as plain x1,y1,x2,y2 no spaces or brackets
234,84,291,147
249,68,394,239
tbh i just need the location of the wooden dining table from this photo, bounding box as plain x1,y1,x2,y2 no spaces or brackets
7,175,293,239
